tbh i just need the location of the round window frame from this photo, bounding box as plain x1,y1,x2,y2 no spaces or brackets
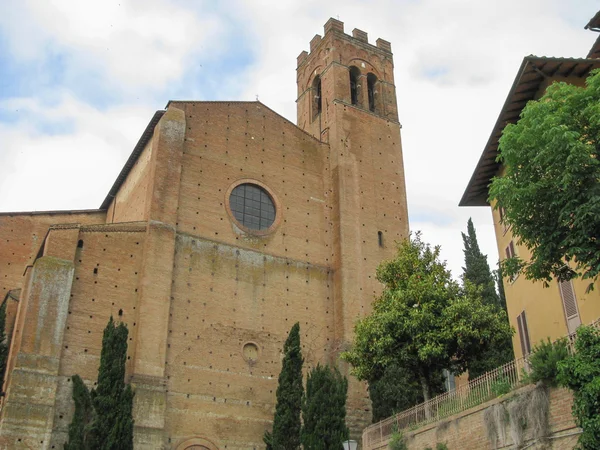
225,179,281,236
241,341,261,364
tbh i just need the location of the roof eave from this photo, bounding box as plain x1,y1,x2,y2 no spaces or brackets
459,56,600,207
459,58,530,207
99,110,165,210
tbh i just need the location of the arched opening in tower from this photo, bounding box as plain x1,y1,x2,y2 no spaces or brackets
367,73,378,113
349,66,361,106
312,75,322,120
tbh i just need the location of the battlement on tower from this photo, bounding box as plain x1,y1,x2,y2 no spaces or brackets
297,18,392,67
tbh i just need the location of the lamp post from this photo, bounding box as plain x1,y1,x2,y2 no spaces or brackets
343,440,358,450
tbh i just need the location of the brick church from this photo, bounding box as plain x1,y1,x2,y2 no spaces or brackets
0,18,409,449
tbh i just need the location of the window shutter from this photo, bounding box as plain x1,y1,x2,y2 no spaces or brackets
559,280,581,335
521,312,531,355
517,311,531,356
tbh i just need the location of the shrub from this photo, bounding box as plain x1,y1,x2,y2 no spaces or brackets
558,325,600,449
389,429,408,450
526,337,569,387
436,444,449,450
490,375,512,396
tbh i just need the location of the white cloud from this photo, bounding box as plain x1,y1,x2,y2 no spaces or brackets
0,93,155,211
0,0,223,89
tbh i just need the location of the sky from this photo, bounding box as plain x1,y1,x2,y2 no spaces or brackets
0,0,598,280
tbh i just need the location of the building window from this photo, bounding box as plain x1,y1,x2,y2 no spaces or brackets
505,240,516,259
312,75,322,120
367,73,378,112
516,310,531,356
349,66,361,106
558,280,581,335
498,206,509,234
505,240,518,282
229,183,276,231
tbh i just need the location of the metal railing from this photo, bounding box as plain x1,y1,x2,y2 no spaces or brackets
362,318,600,449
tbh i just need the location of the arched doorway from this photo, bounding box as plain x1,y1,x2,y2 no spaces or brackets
175,437,219,450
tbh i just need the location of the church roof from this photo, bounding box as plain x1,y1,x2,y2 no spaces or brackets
459,55,600,207
100,110,165,210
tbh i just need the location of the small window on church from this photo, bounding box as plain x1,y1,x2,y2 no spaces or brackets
367,73,378,112
312,75,322,121
229,183,276,231
349,66,361,106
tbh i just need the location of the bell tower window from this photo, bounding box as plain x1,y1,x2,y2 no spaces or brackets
367,73,378,113
312,75,322,121
349,66,361,106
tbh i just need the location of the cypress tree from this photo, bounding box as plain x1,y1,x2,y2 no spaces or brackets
87,317,134,450
495,261,508,312
272,322,303,450
0,301,8,394
301,364,349,450
462,218,499,307
462,219,514,378
64,375,93,450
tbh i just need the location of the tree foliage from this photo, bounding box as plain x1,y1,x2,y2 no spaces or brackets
272,322,304,450
495,262,507,312
64,317,134,450
489,70,600,287
525,338,569,387
558,326,600,449
462,219,514,379
342,233,514,400
0,301,8,394
368,363,423,423
462,218,499,307
301,364,349,449
64,375,93,450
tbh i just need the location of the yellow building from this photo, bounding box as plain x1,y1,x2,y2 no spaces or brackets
460,15,600,359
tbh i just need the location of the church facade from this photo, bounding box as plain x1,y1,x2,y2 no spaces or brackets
0,18,409,449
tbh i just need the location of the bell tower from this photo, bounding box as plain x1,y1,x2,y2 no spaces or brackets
296,19,409,432
296,18,399,140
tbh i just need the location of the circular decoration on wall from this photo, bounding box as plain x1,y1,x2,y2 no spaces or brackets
242,342,259,363
226,180,279,234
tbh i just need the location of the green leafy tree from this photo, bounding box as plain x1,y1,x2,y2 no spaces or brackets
558,326,600,449
301,364,349,449
462,219,514,379
272,322,303,450
0,301,9,394
64,375,93,450
489,70,600,288
342,233,513,401
65,317,134,450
